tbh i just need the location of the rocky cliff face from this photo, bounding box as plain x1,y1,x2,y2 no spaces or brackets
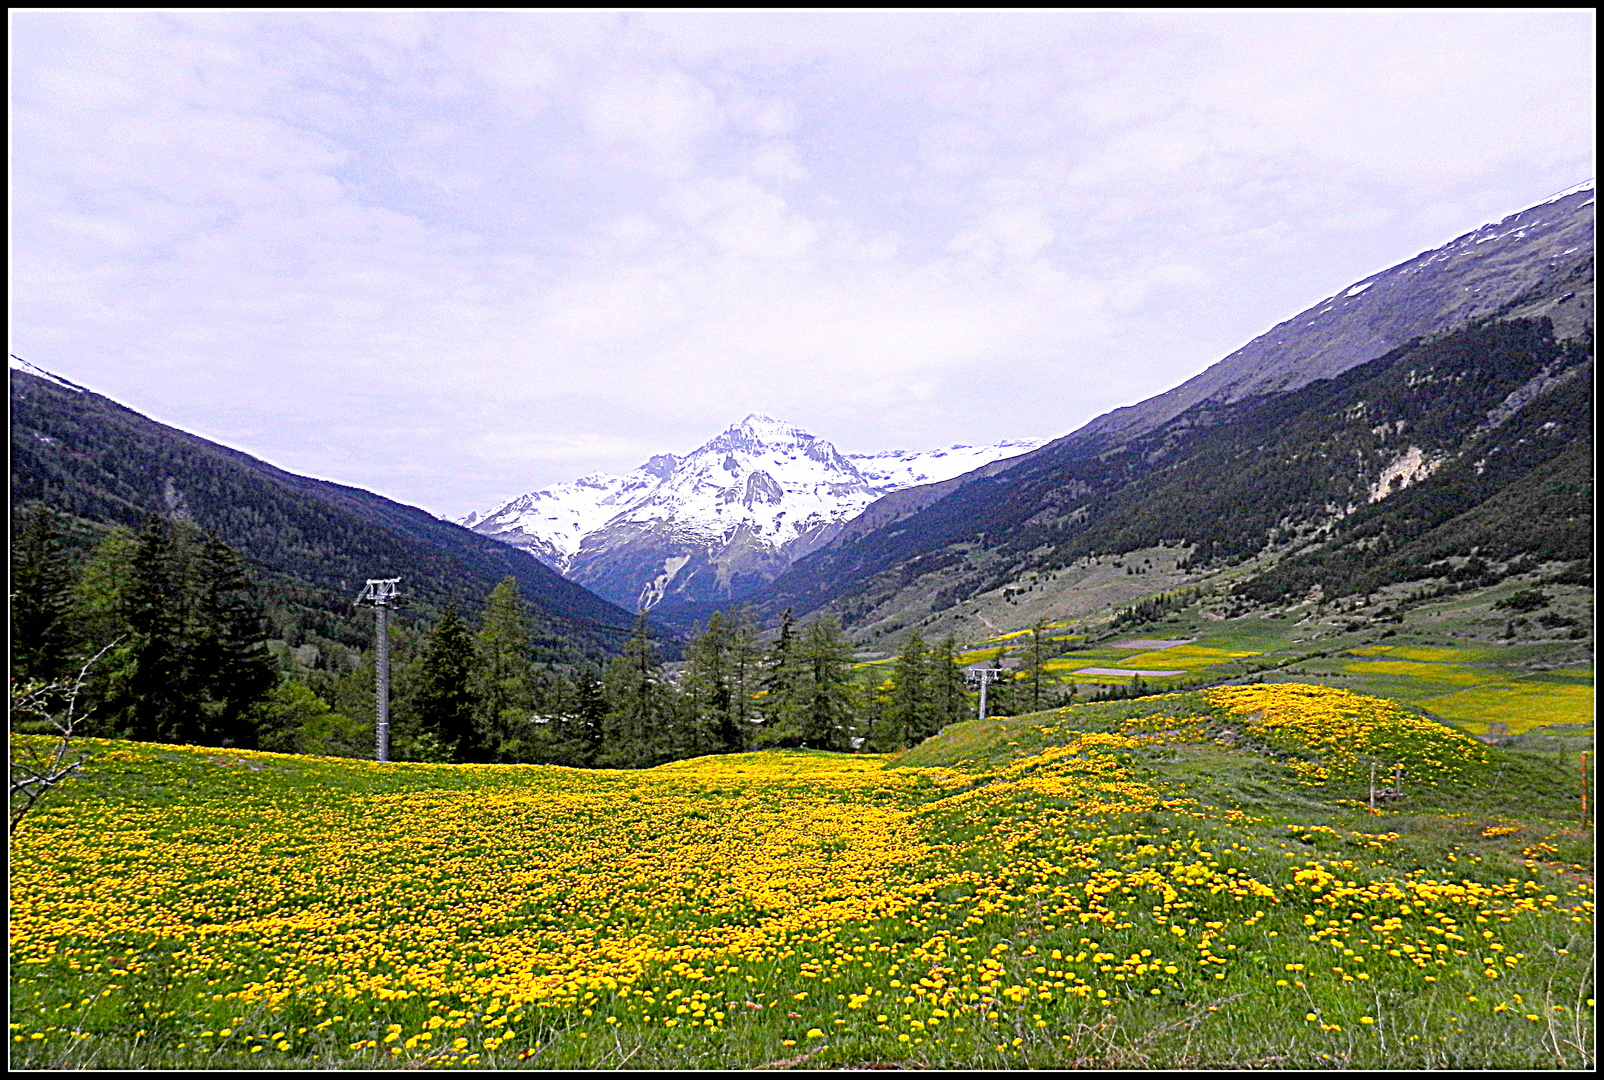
462,416,1042,610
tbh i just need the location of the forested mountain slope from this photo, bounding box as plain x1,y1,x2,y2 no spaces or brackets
10,365,641,660
759,318,1591,633
788,182,1595,575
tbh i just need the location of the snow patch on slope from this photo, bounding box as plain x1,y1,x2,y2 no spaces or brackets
9,355,86,393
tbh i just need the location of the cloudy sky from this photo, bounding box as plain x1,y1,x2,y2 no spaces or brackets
10,10,1594,519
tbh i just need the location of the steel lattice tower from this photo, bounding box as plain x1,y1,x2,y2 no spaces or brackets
354,578,401,762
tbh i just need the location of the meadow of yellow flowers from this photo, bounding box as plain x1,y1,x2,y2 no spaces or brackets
9,684,1594,1068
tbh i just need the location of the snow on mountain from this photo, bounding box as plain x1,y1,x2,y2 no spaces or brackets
1529,177,1594,209
849,440,1047,489
9,355,86,393
463,416,1043,610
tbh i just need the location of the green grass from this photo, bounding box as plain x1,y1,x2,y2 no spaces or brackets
9,685,1596,1070
1420,682,1597,736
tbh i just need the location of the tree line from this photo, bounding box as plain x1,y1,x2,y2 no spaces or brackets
11,505,1044,766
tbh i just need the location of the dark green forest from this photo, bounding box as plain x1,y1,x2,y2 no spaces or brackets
10,505,999,764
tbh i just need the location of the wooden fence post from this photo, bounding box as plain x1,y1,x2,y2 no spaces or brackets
1583,752,1591,826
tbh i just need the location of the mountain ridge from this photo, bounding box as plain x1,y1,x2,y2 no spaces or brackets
9,362,645,660
739,183,1594,641
461,414,1044,611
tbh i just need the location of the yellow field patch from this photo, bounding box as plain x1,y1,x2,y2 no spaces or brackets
1042,655,1130,673
1420,682,1596,735
1384,646,1499,664
1120,645,1260,670
11,752,931,1013
1342,660,1487,686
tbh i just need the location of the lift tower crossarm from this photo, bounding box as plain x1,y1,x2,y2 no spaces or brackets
968,667,1007,721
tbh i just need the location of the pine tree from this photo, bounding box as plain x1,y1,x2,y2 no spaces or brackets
683,612,742,755
569,664,608,765
89,516,274,747
70,525,139,658
188,532,275,747
111,514,186,743
1022,618,1052,713
414,605,480,762
757,608,801,745
891,632,929,747
730,606,761,745
798,615,855,750
474,576,534,759
9,504,75,683
931,635,970,731
601,615,670,767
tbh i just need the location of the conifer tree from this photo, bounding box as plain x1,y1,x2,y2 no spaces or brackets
568,664,608,765
931,635,969,732
683,611,741,755
414,605,480,762
110,514,185,742
188,532,275,746
797,615,855,750
92,516,272,747
474,576,534,759
601,615,670,767
70,525,139,656
1022,618,1052,713
730,606,762,742
757,608,801,743
891,632,929,747
9,504,75,683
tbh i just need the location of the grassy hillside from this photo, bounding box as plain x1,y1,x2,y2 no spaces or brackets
10,684,1593,1069
887,554,1596,735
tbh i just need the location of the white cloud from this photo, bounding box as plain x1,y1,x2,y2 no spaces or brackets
585,68,721,165
8,10,1593,518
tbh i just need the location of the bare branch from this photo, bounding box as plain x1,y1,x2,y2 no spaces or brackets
9,637,121,836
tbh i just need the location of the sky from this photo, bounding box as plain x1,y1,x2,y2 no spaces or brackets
9,10,1595,520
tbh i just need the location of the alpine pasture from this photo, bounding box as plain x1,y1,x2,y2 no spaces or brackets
9,685,1594,1069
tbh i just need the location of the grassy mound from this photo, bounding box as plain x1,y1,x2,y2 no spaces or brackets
9,685,1595,1069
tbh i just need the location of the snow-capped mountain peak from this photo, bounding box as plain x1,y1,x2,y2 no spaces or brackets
463,419,1045,610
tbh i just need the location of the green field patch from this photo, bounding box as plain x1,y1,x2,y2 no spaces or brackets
1523,666,1595,687
1420,680,1596,735
1179,619,1304,653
